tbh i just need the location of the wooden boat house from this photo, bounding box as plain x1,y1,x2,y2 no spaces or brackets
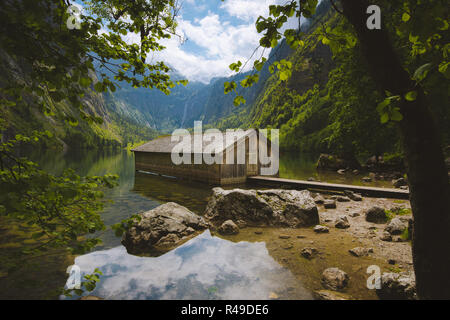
132,129,276,185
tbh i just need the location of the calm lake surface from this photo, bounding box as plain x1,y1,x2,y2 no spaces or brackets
1,149,388,299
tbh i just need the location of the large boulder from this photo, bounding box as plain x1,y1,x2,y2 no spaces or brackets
204,188,319,228
122,202,208,256
376,272,417,300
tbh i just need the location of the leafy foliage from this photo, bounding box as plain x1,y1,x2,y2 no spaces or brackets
0,0,181,266
62,268,103,297
220,0,449,158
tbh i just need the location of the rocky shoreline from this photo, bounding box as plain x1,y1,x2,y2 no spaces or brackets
122,187,416,300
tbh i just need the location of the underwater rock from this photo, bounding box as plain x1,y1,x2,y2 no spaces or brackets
300,247,318,259
314,290,350,300
316,153,360,171
218,220,239,235
348,247,373,257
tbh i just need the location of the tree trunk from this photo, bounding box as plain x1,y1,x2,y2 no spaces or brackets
340,0,450,299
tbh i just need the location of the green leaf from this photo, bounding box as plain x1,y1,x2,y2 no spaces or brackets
233,95,246,106
270,38,278,48
391,110,404,122
79,77,92,88
402,13,410,22
279,71,289,81
413,63,433,82
405,91,418,101
376,99,390,113
94,82,104,93
438,61,450,78
380,113,389,124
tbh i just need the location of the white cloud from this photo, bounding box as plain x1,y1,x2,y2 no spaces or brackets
220,0,283,22
65,230,313,300
126,1,299,83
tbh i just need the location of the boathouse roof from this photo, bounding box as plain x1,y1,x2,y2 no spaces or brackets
132,129,258,154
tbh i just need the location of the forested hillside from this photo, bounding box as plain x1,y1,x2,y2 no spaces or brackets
215,1,449,161
0,50,157,150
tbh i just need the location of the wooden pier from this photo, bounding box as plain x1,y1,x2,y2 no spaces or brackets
248,176,410,199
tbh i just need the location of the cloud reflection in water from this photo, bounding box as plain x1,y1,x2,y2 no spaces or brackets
66,230,313,300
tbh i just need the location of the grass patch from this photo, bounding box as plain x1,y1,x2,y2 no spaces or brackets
385,207,412,221
400,228,410,241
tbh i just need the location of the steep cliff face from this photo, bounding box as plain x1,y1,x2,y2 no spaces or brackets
0,50,157,149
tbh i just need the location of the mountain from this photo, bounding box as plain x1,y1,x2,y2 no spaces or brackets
0,50,157,150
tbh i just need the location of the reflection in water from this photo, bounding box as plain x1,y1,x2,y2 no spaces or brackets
20,149,386,299
279,152,393,187
64,230,313,300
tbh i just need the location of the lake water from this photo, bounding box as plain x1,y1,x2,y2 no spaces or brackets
1,149,386,299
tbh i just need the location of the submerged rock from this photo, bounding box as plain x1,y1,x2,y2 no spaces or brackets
349,247,373,257
376,272,417,300
218,220,239,235
365,206,388,223
204,188,319,228
300,247,318,259
314,290,350,300
122,202,208,256
316,153,360,171
321,268,349,291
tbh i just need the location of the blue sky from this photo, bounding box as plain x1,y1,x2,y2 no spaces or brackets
148,0,299,83
74,0,298,83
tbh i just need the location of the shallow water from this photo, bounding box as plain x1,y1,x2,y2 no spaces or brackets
279,152,393,188
63,230,313,300
1,149,389,299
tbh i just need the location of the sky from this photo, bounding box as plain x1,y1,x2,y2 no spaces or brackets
143,0,299,83
73,0,298,84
